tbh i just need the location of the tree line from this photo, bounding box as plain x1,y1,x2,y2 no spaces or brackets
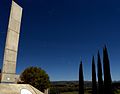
79,46,114,94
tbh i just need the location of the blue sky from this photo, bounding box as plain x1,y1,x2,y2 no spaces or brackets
0,0,120,81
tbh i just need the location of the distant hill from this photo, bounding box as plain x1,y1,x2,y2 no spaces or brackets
51,81,92,88
50,81,120,94
51,80,120,88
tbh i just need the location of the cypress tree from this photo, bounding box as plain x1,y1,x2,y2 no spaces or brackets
97,51,104,94
92,56,97,94
103,46,113,94
79,61,84,94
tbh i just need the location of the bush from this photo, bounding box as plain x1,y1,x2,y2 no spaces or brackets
20,66,50,92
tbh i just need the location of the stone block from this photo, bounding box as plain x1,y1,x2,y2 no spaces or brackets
2,61,16,73
11,1,23,22
6,29,19,51
4,49,17,62
8,17,21,33
1,73,16,83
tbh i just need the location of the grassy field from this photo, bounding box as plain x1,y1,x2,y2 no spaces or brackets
114,89,120,94
61,91,78,94
61,90,120,94
61,92,120,94
61,91,91,94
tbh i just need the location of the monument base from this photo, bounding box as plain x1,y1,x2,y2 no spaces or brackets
0,84,44,94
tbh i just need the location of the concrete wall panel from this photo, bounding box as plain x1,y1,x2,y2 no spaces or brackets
9,17,21,33
3,61,16,73
1,73,16,83
11,1,23,22
4,49,17,62
6,29,19,51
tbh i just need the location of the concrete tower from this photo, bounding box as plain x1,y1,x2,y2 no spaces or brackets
0,1,45,94
1,0,23,83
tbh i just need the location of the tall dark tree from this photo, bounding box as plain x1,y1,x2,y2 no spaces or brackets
79,61,84,94
92,56,97,94
103,46,113,94
0,69,1,82
97,51,104,94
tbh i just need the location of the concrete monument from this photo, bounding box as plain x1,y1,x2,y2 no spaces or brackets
1,0,22,83
0,1,44,94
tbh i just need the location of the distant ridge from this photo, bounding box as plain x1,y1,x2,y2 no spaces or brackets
51,81,92,88
51,80,120,88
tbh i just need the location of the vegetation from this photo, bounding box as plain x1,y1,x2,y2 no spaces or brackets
92,56,97,94
50,81,120,94
50,81,79,94
78,46,114,94
103,46,113,94
20,66,50,92
97,51,104,94
79,61,84,94
61,91,78,94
